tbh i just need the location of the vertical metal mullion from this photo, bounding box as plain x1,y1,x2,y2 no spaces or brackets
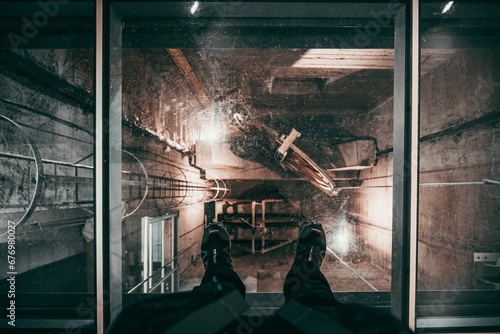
173,214,179,292
392,3,408,325
161,219,165,293
141,217,149,293
108,2,123,326
97,0,123,331
171,218,175,292
392,1,419,330
409,0,420,329
95,0,105,332
251,201,256,254
148,222,153,290
262,201,266,251
54,164,58,202
75,167,79,203
27,163,32,204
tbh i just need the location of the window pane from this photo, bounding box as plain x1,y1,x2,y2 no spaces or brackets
417,2,500,332
0,1,95,330
117,2,398,303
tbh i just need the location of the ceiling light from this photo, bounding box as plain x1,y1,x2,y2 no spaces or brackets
190,1,200,15
441,1,454,14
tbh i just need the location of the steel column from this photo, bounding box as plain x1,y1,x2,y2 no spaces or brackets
391,1,420,330
96,0,123,332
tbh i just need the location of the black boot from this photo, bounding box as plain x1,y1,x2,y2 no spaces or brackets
283,222,332,303
201,222,232,269
293,222,327,270
198,222,246,296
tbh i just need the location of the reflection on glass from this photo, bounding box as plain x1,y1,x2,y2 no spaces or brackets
0,48,94,276
120,43,395,294
417,2,500,331
0,2,95,330
0,48,95,332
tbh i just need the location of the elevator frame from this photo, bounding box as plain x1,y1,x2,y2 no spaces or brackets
0,1,499,333
96,2,419,330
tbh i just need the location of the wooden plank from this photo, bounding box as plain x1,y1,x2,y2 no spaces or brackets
166,48,212,110
271,67,358,78
293,59,393,69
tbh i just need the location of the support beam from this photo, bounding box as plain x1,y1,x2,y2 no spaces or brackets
96,1,123,332
167,48,212,110
271,67,358,79
391,1,419,331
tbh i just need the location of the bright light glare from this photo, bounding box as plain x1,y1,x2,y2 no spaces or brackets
333,227,351,255
190,1,200,15
203,127,220,141
441,1,454,14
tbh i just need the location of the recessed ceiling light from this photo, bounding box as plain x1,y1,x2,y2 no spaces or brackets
441,1,454,14
190,1,200,15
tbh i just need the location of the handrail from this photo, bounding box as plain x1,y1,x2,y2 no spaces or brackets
148,268,177,293
127,260,178,294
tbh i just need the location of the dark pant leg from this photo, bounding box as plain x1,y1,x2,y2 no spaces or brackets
282,261,413,334
283,258,338,307
194,262,246,297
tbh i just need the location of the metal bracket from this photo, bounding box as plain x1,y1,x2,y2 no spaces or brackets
473,252,500,262
276,128,301,161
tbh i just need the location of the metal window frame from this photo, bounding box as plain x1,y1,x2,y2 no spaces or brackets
96,0,123,331
0,1,496,333
94,1,419,332
391,0,419,330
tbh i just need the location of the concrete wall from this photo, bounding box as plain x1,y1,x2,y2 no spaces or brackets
345,49,500,289
0,48,211,292
121,50,212,290
340,94,394,273
417,50,500,290
0,49,93,283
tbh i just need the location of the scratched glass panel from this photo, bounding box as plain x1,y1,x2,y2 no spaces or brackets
0,1,95,329
119,2,398,299
417,2,500,331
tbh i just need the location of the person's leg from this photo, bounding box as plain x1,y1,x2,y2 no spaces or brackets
283,222,338,306
193,222,246,297
281,223,414,334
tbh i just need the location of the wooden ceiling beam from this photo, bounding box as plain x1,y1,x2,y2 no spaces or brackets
166,48,212,110
271,67,359,79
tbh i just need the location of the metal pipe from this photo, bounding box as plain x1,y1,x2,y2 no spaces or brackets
13,221,88,236
484,179,500,186
420,181,486,187
341,179,500,189
0,151,93,169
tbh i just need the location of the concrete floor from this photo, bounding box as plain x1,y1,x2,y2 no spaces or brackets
179,242,390,293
